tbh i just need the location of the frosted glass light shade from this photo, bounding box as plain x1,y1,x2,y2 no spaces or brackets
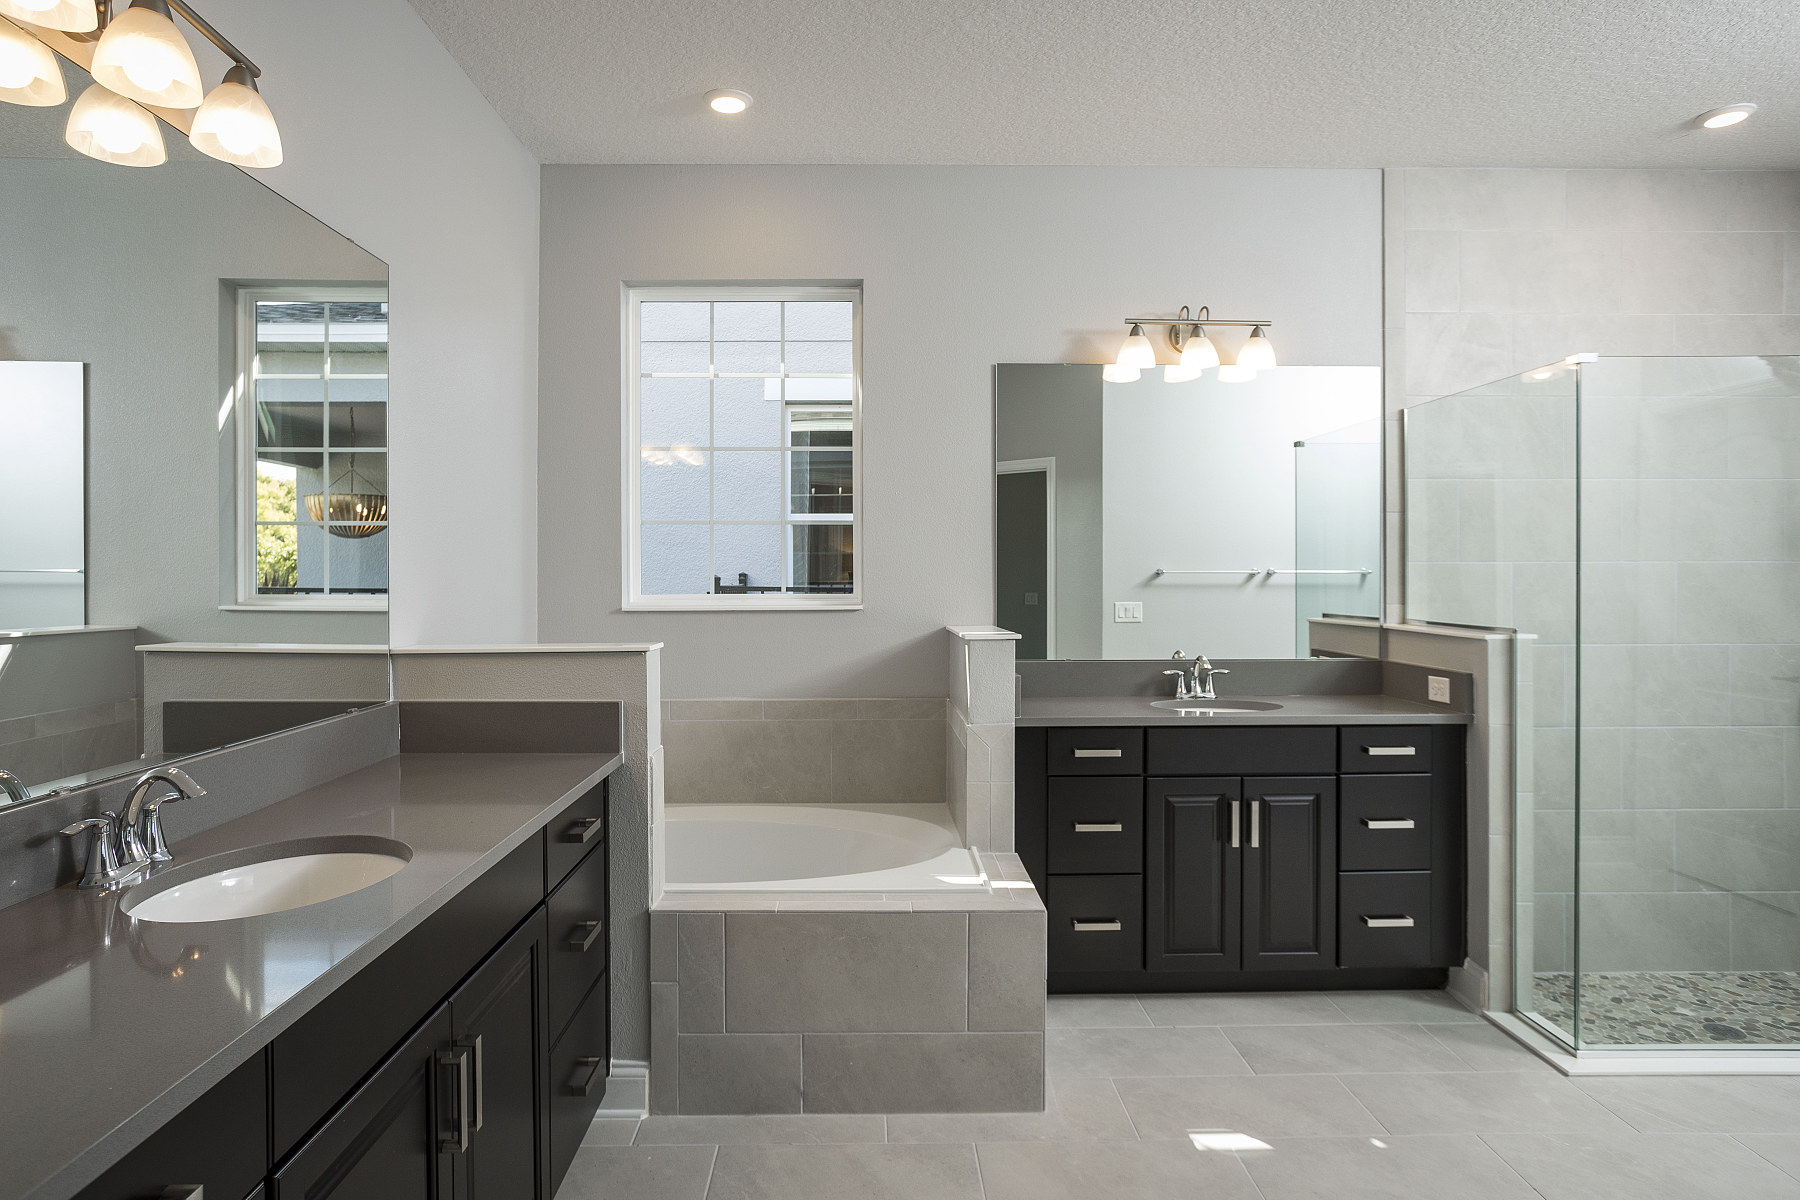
90,0,202,109
191,70,282,166
65,82,165,166
1117,323,1156,369
0,15,64,105
1102,363,1141,383
1179,327,1220,371
1237,326,1277,370
0,0,98,34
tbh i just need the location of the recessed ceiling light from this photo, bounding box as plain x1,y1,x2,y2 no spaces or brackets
706,89,751,115
1696,103,1756,129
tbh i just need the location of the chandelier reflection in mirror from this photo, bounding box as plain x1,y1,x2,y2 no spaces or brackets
0,0,281,168
1105,306,1278,385
305,410,389,539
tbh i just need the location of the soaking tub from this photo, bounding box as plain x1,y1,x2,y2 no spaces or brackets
662,803,988,892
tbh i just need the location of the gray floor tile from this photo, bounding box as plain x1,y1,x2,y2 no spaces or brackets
1137,991,1350,1027
1327,989,1483,1024
1736,1134,1800,1181
1425,1022,1558,1072
975,1139,1262,1200
1344,1071,1636,1135
1044,994,1151,1028
1483,1131,1800,1199
1046,1025,1251,1078
705,1143,983,1200
1241,1134,1540,1200
633,1113,885,1145
885,1077,1138,1144
1115,1074,1387,1140
1575,1076,1800,1134
556,1145,716,1200
1225,1022,1472,1074
582,1117,643,1146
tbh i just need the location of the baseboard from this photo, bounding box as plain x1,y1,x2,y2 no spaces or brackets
592,1060,648,1120
1486,1011,1800,1076
1446,959,1488,1013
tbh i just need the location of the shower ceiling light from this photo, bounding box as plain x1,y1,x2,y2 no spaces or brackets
0,14,64,105
1697,103,1756,129
0,0,97,33
91,0,203,108
707,88,751,114
64,80,163,165
189,61,280,166
1107,306,1275,384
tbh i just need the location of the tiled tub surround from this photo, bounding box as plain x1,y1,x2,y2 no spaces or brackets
649,856,1046,1116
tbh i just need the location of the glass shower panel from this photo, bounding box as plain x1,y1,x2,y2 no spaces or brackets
1293,418,1382,654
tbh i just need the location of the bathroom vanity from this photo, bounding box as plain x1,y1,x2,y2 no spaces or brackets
1015,670,1469,993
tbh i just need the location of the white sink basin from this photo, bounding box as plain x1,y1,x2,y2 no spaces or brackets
122,837,411,923
1149,698,1285,715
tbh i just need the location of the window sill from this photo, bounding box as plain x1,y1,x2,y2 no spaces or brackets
623,597,862,612
220,601,389,613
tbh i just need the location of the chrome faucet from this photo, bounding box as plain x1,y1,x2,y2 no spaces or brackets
59,811,136,890
1163,653,1231,700
0,768,27,804
122,766,207,866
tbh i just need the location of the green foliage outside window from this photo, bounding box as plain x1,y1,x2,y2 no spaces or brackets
257,472,299,589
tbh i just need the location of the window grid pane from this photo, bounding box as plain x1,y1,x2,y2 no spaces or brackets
636,294,855,599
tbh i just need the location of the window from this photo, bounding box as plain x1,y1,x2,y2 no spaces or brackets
626,285,860,609
235,287,389,608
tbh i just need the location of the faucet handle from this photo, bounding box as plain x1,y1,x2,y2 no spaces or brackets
60,811,130,890
134,790,184,863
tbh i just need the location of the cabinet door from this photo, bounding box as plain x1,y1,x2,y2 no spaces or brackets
1242,776,1337,971
450,911,548,1200
273,1005,454,1200
1145,777,1241,972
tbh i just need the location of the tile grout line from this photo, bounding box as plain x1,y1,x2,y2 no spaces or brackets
1474,1132,1560,1200
700,1143,721,1200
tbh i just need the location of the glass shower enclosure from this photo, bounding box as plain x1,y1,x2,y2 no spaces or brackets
1405,354,1800,1056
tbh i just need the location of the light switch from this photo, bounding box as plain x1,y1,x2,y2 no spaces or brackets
1024,592,1039,606
1428,675,1451,704
1114,602,1143,623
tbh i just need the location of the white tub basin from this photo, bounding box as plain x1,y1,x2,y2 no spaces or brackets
122,838,411,923
663,803,985,892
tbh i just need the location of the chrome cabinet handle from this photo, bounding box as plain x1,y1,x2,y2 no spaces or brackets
562,815,603,843
438,1045,473,1153
569,1056,606,1097
1229,799,1240,849
1071,919,1122,932
1072,748,1123,758
466,1034,485,1133
1361,818,1416,830
1362,745,1417,757
1250,799,1260,849
567,919,604,953
1072,822,1124,833
1361,915,1416,928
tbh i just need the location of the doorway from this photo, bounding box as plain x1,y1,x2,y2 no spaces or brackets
997,458,1055,659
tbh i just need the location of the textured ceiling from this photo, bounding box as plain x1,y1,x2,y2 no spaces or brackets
407,0,1800,168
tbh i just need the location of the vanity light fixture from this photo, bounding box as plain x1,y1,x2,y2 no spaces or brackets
0,0,97,33
189,60,279,166
1237,325,1277,370
64,79,163,164
90,0,202,108
706,88,751,114
1163,305,1221,382
1109,306,1276,384
0,14,64,105
1696,103,1756,129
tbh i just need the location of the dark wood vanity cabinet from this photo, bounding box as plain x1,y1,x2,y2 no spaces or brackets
76,778,611,1200
1020,724,1463,991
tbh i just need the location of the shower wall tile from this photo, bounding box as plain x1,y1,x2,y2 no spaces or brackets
828,717,947,804
1457,231,1622,314
1676,563,1800,644
1676,810,1800,893
1675,314,1800,356
1734,644,1800,725
1579,891,1732,972
1403,168,1567,231
1404,231,1460,312
1405,312,1515,400
1511,313,1674,368
1616,232,1786,315
1727,175,1800,230
1564,169,1735,232
1729,892,1800,972
1578,645,1732,728
1618,726,1785,810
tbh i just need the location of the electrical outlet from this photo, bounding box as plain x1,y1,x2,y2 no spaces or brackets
1114,601,1143,623
1428,675,1452,704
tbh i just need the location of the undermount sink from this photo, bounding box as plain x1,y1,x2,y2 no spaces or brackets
121,836,412,924
1149,698,1286,714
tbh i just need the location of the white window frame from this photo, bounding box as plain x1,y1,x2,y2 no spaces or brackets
232,285,390,611
624,283,863,611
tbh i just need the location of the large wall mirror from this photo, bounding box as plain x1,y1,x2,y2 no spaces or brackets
996,363,1381,660
0,49,390,807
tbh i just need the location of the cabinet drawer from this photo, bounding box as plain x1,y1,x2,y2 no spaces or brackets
549,972,611,1194
546,779,608,891
1338,871,1433,967
548,839,609,1040
75,1052,266,1200
1146,726,1335,776
1339,726,1433,773
1047,874,1143,973
1047,728,1144,775
1048,777,1143,873
1339,775,1433,871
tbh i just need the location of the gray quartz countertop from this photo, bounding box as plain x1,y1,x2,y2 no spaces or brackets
0,750,622,1200
1017,694,1470,726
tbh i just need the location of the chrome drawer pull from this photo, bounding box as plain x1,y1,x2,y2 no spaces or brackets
1072,748,1123,758
1361,915,1416,928
1361,818,1416,830
1249,798,1260,849
1073,822,1124,833
1362,745,1417,756
567,919,604,952
1071,919,1122,932
1229,798,1240,849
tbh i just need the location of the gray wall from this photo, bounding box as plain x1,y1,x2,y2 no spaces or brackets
538,166,1383,697
0,157,386,645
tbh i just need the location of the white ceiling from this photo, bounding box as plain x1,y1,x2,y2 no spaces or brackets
407,0,1800,168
